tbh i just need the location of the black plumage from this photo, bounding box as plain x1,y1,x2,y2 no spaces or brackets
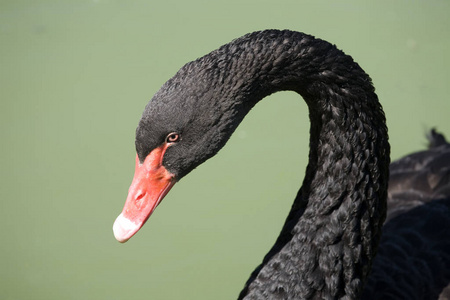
124,30,450,299
363,130,450,299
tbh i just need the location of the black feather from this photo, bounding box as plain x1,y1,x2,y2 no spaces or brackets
133,30,450,299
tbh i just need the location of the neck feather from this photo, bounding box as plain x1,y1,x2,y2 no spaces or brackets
206,30,391,299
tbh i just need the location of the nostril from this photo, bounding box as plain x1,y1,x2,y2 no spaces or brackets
135,191,145,202
134,191,146,209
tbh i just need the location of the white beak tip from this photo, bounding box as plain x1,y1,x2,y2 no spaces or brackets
113,213,139,243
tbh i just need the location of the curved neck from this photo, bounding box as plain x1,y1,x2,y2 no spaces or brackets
206,31,391,299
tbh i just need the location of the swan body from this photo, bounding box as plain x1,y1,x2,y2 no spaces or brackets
363,130,450,299
113,30,450,299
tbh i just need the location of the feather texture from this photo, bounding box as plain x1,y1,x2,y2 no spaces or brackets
123,30,450,299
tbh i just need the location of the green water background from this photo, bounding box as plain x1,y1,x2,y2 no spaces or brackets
1,1,449,299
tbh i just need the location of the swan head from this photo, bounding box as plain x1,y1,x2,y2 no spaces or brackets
113,54,245,242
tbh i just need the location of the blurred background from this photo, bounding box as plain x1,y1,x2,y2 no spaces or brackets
1,0,449,299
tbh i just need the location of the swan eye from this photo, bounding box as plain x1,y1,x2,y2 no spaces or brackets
166,132,180,144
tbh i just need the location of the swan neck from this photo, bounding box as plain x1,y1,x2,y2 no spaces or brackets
228,31,390,299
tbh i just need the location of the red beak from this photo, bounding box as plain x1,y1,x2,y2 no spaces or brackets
113,146,176,243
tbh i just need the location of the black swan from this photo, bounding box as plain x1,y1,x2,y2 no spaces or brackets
113,30,450,299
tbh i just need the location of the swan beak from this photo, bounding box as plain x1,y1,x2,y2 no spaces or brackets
113,150,176,243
